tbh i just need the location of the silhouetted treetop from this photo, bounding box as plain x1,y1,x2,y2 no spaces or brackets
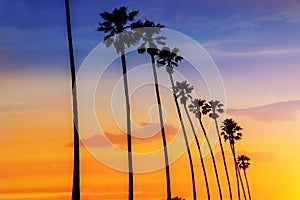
221,118,243,145
157,47,184,74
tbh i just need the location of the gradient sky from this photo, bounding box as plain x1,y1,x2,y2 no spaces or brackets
1,0,300,200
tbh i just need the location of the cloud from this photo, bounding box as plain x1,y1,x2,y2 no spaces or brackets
227,100,300,122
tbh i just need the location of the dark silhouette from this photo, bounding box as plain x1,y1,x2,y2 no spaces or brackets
157,48,197,200
237,166,247,200
238,155,252,200
97,7,141,200
171,197,186,200
221,119,243,200
173,81,211,200
64,0,80,199
189,98,223,200
203,100,233,200
131,21,173,200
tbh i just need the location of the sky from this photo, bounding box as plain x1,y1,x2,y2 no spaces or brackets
1,0,300,200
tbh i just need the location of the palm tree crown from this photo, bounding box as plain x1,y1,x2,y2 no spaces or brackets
237,155,251,170
97,6,140,54
157,47,184,74
173,80,194,106
221,118,243,145
203,100,224,119
188,98,206,119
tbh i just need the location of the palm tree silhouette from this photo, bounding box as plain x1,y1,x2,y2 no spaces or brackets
64,0,80,199
171,197,186,200
157,48,197,200
131,20,173,200
238,155,251,200
189,98,223,200
97,7,141,200
221,118,243,200
203,100,233,200
173,81,211,200
237,166,247,200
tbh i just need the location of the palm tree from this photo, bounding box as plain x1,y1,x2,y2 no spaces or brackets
171,197,186,200
64,0,80,199
238,155,251,200
203,100,233,200
131,20,172,200
173,81,211,200
157,48,197,200
189,98,223,200
97,7,141,200
221,118,243,200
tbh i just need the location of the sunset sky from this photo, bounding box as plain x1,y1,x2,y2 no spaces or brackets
1,0,300,200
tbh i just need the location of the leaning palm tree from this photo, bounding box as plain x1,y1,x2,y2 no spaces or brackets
221,119,243,200
157,48,197,200
238,155,251,200
189,98,223,200
97,7,141,200
131,20,172,200
64,0,80,199
203,100,233,200
173,81,211,200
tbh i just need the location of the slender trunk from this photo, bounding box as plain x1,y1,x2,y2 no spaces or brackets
64,1,80,199
231,144,240,200
184,106,210,200
150,54,171,200
121,52,133,200
169,73,197,200
198,118,222,200
214,119,233,200
244,169,251,200
238,167,247,200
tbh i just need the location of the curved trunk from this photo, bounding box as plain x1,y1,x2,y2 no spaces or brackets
184,106,211,200
238,167,247,200
150,54,171,200
64,1,80,199
214,119,233,200
244,169,251,200
199,118,223,200
121,52,134,200
231,144,241,200
169,73,197,200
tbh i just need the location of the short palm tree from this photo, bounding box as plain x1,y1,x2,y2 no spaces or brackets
64,0,80,199
238,155,251,200
221,119,243,200
203,100,233,200
131,20,172,200
173,81,211,200
157,48,197,200
97,7,141,200
189,98,223,200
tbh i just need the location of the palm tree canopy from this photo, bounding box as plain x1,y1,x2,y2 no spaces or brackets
221,118,243,145
237,155,251,170
173,80,194,106
157,47,184,74
97,6,141,54
131,20,166,55
171,197,186,200
188,98,206,119
203,100,224,119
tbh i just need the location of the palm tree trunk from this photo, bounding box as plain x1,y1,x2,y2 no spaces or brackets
214,119,233,200
64,1,80,199
169,73,197,200
198,118,223,200
238,167,247,200
150,54,171,200
231,144,240,200
183,106,210,200
121,52,134,200
243,169,251,200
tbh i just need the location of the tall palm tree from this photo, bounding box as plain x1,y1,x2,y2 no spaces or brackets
64,0,80,199
173,81,211,200
221,118,243,200
238,155,251,200
189,98,223,200
97,7,141,200
157,48,197,200
203,100,233,200
131,20,173,200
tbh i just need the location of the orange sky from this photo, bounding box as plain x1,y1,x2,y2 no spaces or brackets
1,71,300,200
